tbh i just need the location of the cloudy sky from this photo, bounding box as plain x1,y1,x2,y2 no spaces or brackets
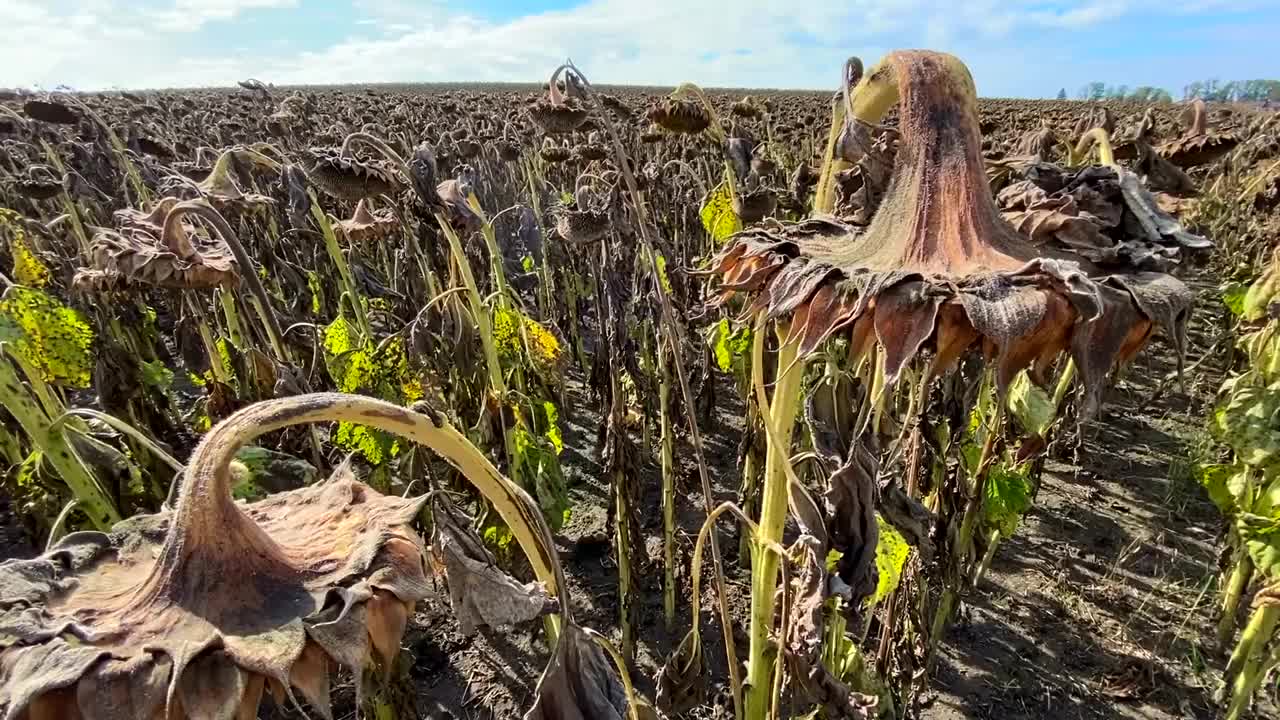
4,0,1278,96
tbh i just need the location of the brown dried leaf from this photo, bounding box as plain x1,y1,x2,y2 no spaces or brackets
523,623,627,720
430,496,559,635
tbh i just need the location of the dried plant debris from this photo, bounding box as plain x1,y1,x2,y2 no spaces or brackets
429,495,558,635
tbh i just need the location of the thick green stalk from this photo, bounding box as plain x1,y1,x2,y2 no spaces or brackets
311,196,373,341
1224,604,1280,719
0,355,120,529
436,214,515,470
745,328,803,720
218,288,245,348
972,528,1002,587
1217,548,1254,651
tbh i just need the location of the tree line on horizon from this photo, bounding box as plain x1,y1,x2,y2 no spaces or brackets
1058,78,1280,103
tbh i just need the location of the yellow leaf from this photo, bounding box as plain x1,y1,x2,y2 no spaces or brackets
699,183,741,245
0,287,95,387
867,515,910,608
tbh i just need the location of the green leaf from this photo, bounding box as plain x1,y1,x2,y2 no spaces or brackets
867,515,910,608
0,210,49,289
521,255,535,273
712,318,733,372
543,401,563,454
982,463,1033,536
1237,512,1280,579
15,450,43,490
513,428,571,530
1222,280,1249,317
1196,463,1250,516
1212,382,1280,465
1007,371,1056,437
0,287,95,388
140,359,174,393
1244,261,1280,321
699,182,741,245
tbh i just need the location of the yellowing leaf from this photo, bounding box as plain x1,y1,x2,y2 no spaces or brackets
0,287,94,388
0,210,49,288
1007,371,1056,437
699,182,741,245
867,515,909,608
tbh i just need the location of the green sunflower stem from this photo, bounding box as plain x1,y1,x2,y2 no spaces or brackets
972,528,1003,587
436,213,516,473
0,353,120,530
1223,604,1280,719
1217,548,1254,651
745,327,803,720
311,195,372,341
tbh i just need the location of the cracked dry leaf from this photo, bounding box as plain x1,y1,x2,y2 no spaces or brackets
524,623,628,720
429,495,558,635
0,419,429,720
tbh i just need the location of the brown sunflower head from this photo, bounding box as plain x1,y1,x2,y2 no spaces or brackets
22,99,79,125
77,197,240,290
647,98,711,135
713,50,1192,407
304,147,401,201
528,65,591,134
337,198,399,244
0,401,430,720
1158,98,1239,168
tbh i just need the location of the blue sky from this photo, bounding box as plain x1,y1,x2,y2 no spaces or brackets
4,0,1279,97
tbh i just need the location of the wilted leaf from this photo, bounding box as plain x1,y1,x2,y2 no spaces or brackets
1212,382,1280,466
1196,463,1250,516
430,496,558,635
1007,371,1056,438
524,623,628,720
1237,513,1280,579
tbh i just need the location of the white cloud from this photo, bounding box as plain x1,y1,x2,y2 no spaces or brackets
1,0,1275,95
146,0,299,33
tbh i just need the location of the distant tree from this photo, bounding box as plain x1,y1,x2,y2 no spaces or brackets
1073,81,1174,103
1057,88,1067,100
1183,77,1280,102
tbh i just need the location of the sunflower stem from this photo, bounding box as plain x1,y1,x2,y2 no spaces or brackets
745,324,803,720
0,352,120,529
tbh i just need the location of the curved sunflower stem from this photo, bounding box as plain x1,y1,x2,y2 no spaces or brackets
340,131,409,177
584,628,646,720
1071,128,1117,168
45,499,80,551
166,201,287,362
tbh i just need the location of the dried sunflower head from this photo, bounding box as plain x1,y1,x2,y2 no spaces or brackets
303,147,401,201
713,50,1193,409
528,65,591,134
22,99,79,125
337,199,399,244
1158,98,1239,168
647,98,711,135
0,398,431,720
78,197,239,290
